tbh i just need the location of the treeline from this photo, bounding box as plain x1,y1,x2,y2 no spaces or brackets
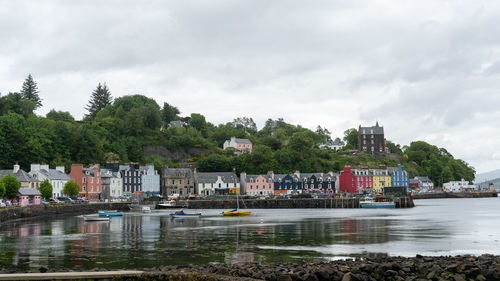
0,75,475,186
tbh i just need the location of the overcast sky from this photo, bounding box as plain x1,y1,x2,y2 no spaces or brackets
1,0,499,174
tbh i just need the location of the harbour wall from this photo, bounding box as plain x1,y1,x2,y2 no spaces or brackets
0,203,130,224
187,197,414,209
413,191,498,200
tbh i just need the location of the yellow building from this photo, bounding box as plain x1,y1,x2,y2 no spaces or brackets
372,169,391,192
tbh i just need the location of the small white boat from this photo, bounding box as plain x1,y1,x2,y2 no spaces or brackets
141,206,151,213
83,215,110,222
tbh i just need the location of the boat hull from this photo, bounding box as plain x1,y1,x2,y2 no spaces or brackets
169,214,201,218
98,211,123,217
83,216,110,222
222,211,251,217
360,202,395,208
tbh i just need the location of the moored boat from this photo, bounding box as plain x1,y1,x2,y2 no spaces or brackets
83,215,110,222
222,209,252,217
360,198,395,208
157,200,185,209
98,210,123,216
169,209,202,218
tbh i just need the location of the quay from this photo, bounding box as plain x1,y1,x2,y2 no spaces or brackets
186,197,414,209
413,191,498,199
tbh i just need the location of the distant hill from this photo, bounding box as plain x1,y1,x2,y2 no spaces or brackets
474,169,500,184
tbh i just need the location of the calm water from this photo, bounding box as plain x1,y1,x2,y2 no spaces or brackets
0,197,499,270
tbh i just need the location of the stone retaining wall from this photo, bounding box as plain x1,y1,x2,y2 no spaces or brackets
413,191,498,199
187,197,414,209
0,203,130,224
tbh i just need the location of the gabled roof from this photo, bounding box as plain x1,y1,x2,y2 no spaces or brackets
235,138,252,144
163,168,193,177
39,169,71,181
196,172,238,184
359,123,384,135
18,188,41,196
0,169,39,182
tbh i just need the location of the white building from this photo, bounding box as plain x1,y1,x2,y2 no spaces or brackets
29,163,70,198
319,139,345,151
444,179,476,192
195,172,240,196
140,165,160,196
100,169,123,199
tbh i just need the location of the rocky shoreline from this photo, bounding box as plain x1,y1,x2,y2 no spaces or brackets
1,255,499,280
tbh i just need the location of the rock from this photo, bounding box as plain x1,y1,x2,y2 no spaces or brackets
452,274,466,281
277,275,293,281
38,266,48,273
341,272,362,281
339,266,350,273
385,270,398,277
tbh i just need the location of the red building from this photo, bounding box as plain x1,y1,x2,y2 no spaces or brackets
69,164,102,201
339,166,357,194
353,169,373,192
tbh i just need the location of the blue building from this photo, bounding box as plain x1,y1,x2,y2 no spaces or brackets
140,165,160,196
273,174,303,195
389,165,409,188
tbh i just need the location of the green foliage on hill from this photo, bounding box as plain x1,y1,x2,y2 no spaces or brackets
0,88,475,186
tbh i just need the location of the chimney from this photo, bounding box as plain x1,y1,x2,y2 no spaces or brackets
41,164,49,171
267,171,274,180
30,163,41,173
294,170,300,177
13,163,20,173
56,166,65,173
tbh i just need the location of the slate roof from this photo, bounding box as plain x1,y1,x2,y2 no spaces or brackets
195,172,238,184
170,120,186,127
83,168,96,177
415,176,432,183
38,169,71,181
234,138,252,144
246,174,273,183
0,169,39,182
359,123,384,135
18,188,41,196
163,168,193,178
100,168,121,178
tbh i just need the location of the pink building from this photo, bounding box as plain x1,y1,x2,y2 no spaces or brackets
223,137,252,154
16,188,42,207
246,174,274,196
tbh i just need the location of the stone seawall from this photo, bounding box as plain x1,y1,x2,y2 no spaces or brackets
413,191,498,199
187,197,414,209
0,203,130,224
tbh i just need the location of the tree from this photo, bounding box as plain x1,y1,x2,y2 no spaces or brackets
233,117,257,132
20,74,42,108
0,179,5,198
0,175,20,199
161,102,180,124
0,92,36,116
46,110,74,122
39,179,53,200
188,113,206,131
343,128,358,148
63,180,80,197
85,83,113,120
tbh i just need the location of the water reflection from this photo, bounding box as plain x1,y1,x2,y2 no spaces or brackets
0,198,499,270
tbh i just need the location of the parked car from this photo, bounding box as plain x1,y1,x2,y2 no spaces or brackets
49,198,61,204
57,196,75,204
41,199,49,205
0,200,6,208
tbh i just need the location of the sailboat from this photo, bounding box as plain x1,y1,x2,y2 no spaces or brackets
222,186,251,217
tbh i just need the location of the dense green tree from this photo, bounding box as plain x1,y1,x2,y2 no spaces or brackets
85,83,113,120
189,113,206,131
343,128,358,148
0,179,4,198
39,179,53,200
20,74,42,108
0,92,36,116
46,110,74,122
63,180,80,197
0,175,20,199
161,102,180,125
